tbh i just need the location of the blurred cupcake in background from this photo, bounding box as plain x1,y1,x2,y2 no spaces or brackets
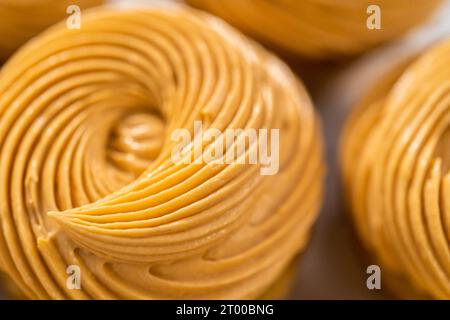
340,38,450,299
0,0,103,60
187,0,443,59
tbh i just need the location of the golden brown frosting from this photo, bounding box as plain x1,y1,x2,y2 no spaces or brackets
187,0,442,59
0,0,103,60
341,39,450,299
0,5,324,299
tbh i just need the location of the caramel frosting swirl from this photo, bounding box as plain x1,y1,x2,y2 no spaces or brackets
187,0,442,59
0,5,324,299
341,40,450,298
0,0,103,60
